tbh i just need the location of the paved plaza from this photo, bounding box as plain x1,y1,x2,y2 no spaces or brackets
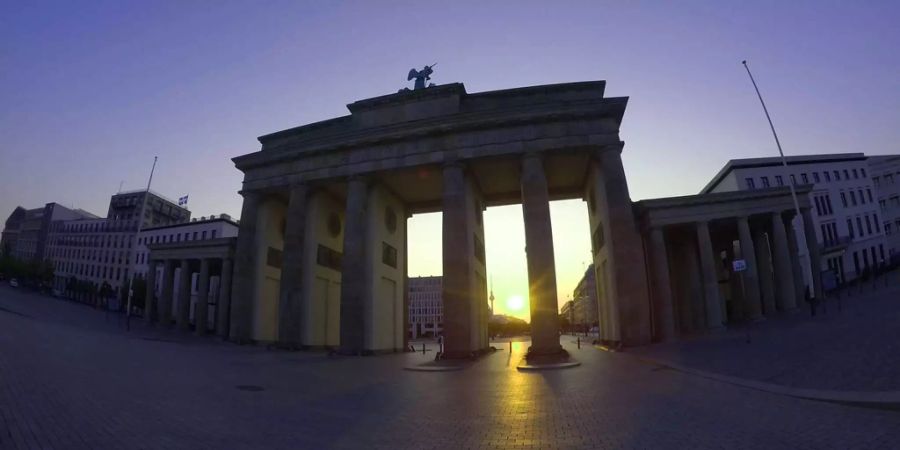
631,273,900,392
2,286,900,449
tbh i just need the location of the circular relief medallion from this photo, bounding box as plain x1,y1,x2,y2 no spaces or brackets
385,206,398,234
327,213,342,237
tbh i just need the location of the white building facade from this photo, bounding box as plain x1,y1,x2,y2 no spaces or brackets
869,155,900,263
133,216,238,317
703,153,888,285
408,276,442,339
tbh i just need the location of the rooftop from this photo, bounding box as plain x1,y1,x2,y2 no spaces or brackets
701,153,867,194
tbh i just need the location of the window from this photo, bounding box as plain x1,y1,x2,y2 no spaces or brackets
861,168,867,178
874,176,880,187
844,169,850,180
824,171,831,182
865,215,873,235
858,189,866,205
192,232,198,240
813,172,820,183
775,175,784,186
745,177,756,189
852,168,859,179
867,189,873,203
856,217,864,236
874,213,880,232
801,173,809,184
211,230,217,239
790,174,797,185
761,176,770,187
840,192,848,208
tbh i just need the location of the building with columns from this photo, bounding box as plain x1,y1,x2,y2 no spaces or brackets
572,263,598,328
702,154,888,285
227,81,649,356
635,186,819,339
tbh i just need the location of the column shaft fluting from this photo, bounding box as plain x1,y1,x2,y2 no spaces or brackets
770,212,797,310
339,177,369,354
195,258,210,335
230,192,261,342
696,221,724,329
278,184,309,348
217,258,233,338
737,217,763,321
176,259,192,330
521,153,561,355
649,227,676,341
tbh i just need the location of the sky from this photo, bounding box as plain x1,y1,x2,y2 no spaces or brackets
2,1,898,320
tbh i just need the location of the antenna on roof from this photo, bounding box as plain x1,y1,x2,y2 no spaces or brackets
118,181,124,193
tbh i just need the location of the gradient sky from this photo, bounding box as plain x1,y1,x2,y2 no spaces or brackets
2,1,898,320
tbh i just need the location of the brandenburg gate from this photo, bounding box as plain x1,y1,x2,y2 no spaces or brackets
227,81,648,356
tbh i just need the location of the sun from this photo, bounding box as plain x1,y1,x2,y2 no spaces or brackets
506,295,525,312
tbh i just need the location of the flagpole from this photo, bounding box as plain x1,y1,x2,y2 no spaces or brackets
125,156,158,331
741,60,815,301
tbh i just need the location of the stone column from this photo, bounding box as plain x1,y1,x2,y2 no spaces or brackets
737,217,763,321
278,184,309,348
801,208,824,301
195,258,210,335
649,227,676,341
230,191,261,342
217,258,233,338
753,230,777,316
696,221,724,330
339,177,369,354
442,162,477,358
521,153,562,355
770,212,797,311
176,259,192,331
145,261,157,324
785,215,806,305
159,259,176,326
592,146,652,345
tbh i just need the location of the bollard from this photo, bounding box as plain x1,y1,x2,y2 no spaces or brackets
577,337,581,349
509,341,512,352
422,343,426,355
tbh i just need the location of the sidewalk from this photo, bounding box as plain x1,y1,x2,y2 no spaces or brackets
629,275,900,393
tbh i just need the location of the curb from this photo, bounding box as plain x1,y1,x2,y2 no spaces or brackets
596,347,900,411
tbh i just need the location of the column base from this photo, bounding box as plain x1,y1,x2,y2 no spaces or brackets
439,347,495,360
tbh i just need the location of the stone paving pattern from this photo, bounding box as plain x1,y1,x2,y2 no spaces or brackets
2,286,900,449
631,274,900,392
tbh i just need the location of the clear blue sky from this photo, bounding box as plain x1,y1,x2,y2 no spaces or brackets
2,1,898,319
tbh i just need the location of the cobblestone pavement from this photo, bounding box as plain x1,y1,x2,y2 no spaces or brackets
2,286,900,449
631,273,900,392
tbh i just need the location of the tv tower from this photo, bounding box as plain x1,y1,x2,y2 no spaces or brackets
489,277,495,316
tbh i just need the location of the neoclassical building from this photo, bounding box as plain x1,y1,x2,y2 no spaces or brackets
225,80,823,354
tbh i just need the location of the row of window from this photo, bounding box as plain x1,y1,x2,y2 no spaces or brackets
139,229,216,246
872,173,899,187
745,167,868,190
50,247,128,266
846,213,882,239
852,244,887,276
884,220,900,236
57,261,129,283
813,194,834,217
878,196,900,211
50,233,133,250
838,188,875,208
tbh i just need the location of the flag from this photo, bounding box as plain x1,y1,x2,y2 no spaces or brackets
178,195,189,206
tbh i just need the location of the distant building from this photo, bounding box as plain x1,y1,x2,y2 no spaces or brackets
408,276,442,338
703,153,888,283
132,214,238,280
572,263,598,327
1,203,96,263
46,190,190,302
1,207,26,257
869,155,900,263
560,300,575,325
